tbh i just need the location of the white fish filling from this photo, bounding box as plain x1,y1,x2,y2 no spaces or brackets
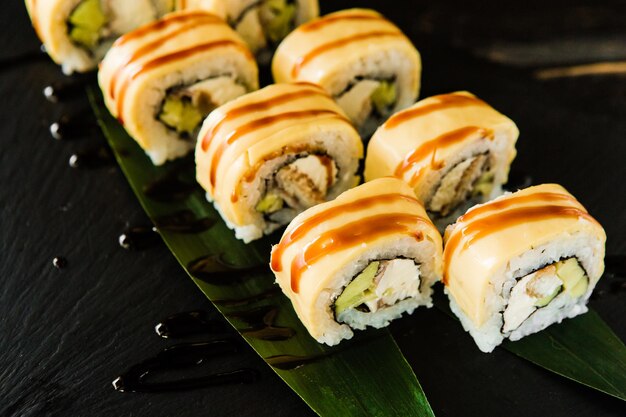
502,265,563,333
336,259,421,324
335,79,381,128
259,154,338,220
428,153,490,216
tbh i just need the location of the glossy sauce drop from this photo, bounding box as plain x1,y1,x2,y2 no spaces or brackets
50,111,96,140
155,310,228,338
112,340,258,393
43,73,96,102
118,226,161,250
52,256,67,269
68,146,113,169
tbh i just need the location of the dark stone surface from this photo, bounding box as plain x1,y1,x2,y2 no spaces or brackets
1,0,624,416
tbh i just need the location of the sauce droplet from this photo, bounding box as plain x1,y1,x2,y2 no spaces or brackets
155,310,228,339
68,146,113,169
112,340,258,393
118,226,160,250
50,111,96,140
43,73,96,102
52,256,67,269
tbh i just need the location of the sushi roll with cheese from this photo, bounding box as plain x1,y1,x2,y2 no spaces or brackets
270,177,443,345
182,0,319,54
195,82,363,243
99,10,258,165
365,91,519,224
272,9,421,136
25,0,177,74
443,184,606,353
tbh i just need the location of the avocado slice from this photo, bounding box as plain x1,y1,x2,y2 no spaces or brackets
371,81,396,115
261,0,296,43
472,171,495,197
555,258,588,298
158,96,204,136
68,0,107,49
255,193,284,213
334,261,380,316
534,285,561,307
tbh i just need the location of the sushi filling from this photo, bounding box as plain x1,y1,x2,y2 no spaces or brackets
157,76,247,138
334,259,421,324
428,152,494,217
67,0,108,50
335,78,397,133
256,153,338,222
67,0,176,52
232,0,297,51
502,258,589,333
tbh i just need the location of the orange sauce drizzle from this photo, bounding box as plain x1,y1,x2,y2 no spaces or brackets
289,213,426,292
109,13,222,99
442,202,595,285
291,30,404,78
394,126,491,185
116,39,252,122
299,12,383,32
208,110,344,188
384,93,488,130
270,193,422,273
200,86,328,152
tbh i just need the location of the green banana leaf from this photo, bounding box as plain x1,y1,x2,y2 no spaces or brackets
88,88,435,417
432,290,626,401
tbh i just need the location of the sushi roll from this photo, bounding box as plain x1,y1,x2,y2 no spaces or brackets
272,9,421,137
25,0,176,74
99,10,258,165
195,82,363,243
270,177,443,345
365,91,519,223
181,0,319,54
443,184,606,353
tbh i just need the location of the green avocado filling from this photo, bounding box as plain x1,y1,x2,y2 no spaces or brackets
68,0,107,49
260,0,297,43
472,171,495,197
158,96,204,137
334,262,380,316
555,258,588,298
255,193,284,214
371,81,397,115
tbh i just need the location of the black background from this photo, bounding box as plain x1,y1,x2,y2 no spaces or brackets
1,1,625,416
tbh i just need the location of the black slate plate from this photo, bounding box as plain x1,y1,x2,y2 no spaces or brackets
1,0,625,416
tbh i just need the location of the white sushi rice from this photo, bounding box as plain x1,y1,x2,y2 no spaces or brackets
447,230,604,352
310,235,441,346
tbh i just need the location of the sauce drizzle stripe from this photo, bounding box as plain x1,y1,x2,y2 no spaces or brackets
394,126,490,181
456,191,580,225
200,86,328,152
109,14,222,99
209,110,344,188
271,192,422,272
443,204,596,284
384,93,488,129
116,40,252,121
291,30,404,78
112,10,214,47
289,213,427,292
299,12,384,32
